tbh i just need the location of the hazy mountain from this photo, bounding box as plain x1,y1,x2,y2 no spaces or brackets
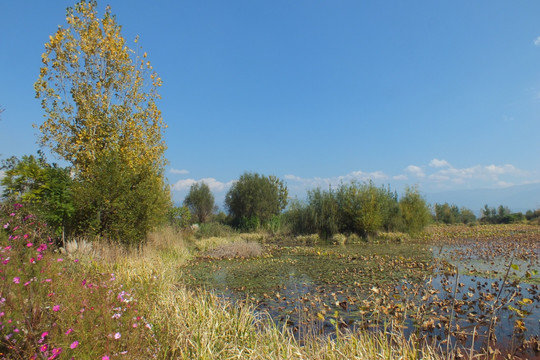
425,183,540,214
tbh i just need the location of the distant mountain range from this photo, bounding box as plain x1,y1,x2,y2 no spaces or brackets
424,182,540,215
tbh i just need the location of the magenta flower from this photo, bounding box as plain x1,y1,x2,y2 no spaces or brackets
27,243,33,247
65,328,73,335
40,344,48,352
13,277,20,284
48,347,62,359
102,356,110,360
70,341,79,349
52,305,60,312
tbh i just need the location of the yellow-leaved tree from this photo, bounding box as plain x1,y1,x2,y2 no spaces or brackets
34,0,170,244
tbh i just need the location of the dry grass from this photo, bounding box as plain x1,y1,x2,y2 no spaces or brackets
204,239,263,259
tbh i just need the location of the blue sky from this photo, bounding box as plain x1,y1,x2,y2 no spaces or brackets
1,1,540,207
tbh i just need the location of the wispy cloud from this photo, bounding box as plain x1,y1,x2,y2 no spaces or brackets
169,159,538,205
405,165,425,178
286,159,537,194
534,36,540,46
169,168,189,175
284,170,389,190
429,159,451,168
171,178,235,192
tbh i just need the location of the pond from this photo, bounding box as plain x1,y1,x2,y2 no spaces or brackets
182,227,540,358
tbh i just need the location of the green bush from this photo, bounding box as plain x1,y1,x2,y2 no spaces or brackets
70,151,170,245
195,222,236,239
225,172,287,229
399,186,431,235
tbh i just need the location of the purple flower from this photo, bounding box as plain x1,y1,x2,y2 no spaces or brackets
52,305,60,312
70,341,79,349
13,277,20,284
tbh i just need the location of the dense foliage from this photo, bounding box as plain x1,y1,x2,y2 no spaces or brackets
184,182,215,223
1,153,74,237
480,204,525,224
286,182,431,238
225,172,288,230
433,203,476,224
32,0,169,244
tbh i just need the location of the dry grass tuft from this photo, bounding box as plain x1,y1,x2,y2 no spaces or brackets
204,239,263,259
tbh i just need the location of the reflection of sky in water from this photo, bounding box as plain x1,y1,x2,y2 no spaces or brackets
432,245,540,278
200,242,540,354
429,274,540,346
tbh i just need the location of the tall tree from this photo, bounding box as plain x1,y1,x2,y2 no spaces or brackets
34,0,169,244
34,0,166,175
184,182,215,223
225,173,288,229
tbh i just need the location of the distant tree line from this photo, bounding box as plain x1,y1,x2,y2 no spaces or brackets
432,203,477,224
285,182,430,238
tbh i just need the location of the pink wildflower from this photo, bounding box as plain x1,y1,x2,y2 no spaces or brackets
70,341,79,349
53,305,60,312
27,243,33,247
102,356,110,360
65,328,73,335
13,277,20,284
48,347,62,359
40,344,48,352
114,332,121,339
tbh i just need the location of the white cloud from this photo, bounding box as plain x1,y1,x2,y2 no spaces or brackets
284,174,302,181
393,174,408,181
429,159,451,168
534,36,540,46
496,181,513,188
171,178,235,192
169,168,189,175
405,165,425,177
285,170,389,189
